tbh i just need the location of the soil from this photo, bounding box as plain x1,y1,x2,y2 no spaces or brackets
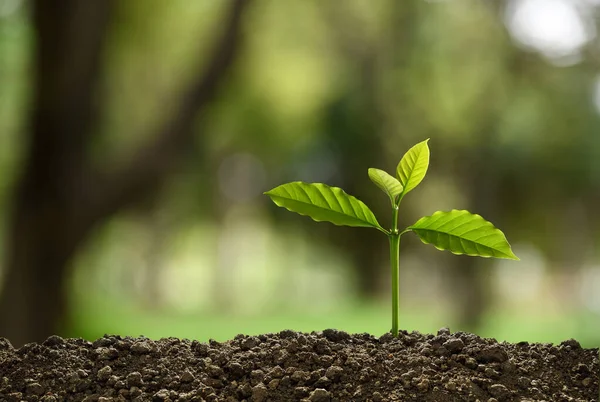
0,328,598,402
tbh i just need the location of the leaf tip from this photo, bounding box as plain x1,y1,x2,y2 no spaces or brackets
495,241,519,261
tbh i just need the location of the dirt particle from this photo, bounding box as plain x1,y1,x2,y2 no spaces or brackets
26,382,44,395
324,366,344,382
291,369,311,383
280,375,291,387
106,374,118,387
322,329,350,342
308,387,331,402
500,359,516,374
43,335,64,347
445,381,457,391
130,386,142,398
489,383,510,400
437,327,451,336
252,383,268,402
314,340,332,355
240,336,260,351
314,376,331,388
294,386,310,398
560,339,582,350
250,369,265,385
205,377,223,389
96,366,111,382
225,362,244,379
96,347,118,360
573,363,590,374
126,371,143,387
269,365,284,379
274,350,289,365
114,378,126,390
93,337,114,348
443,337,465,353
152,388,170,401
236,383,252,398
378,332,395,343
180,370,194,383
401,369,417,381
191,341,209,357
278,329,297,339
345,357,360,370
131,341,153,354
416,377,430,392
477,345,508,363
207,364,224,378
517,376,531,389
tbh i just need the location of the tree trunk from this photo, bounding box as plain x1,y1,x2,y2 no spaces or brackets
0,0,113,347
0,202,85,346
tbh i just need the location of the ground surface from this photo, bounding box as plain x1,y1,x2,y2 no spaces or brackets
0,329,598,401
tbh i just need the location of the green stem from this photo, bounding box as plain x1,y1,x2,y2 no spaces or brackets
390,205,400,337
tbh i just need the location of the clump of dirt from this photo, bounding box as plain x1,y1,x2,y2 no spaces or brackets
0,328,598,401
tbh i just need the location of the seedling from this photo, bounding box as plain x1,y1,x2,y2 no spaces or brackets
265,139,519,337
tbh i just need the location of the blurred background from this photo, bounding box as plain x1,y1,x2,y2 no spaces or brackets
0,0,599,348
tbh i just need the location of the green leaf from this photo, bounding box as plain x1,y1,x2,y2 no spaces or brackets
368,168,403,205
265,182,383,230
407,209,519,260
396,139,430,195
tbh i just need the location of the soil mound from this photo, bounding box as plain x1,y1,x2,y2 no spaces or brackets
0,328,598,401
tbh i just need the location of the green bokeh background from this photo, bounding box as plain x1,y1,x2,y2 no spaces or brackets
1,0,599,347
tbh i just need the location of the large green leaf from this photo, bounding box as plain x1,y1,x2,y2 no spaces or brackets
368,168,403,205
396,139,430,195
407,209,519,260
265,182,383,230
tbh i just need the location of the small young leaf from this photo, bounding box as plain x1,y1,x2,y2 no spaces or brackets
368,168,403,205
408,209,519,260
396,139,430,195
265,182,383,230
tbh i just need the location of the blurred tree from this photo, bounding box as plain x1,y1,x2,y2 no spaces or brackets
0,0,252,346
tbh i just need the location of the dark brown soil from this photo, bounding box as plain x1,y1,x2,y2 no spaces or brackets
0,328,598,401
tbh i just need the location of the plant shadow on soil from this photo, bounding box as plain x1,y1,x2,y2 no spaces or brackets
0,328,598,401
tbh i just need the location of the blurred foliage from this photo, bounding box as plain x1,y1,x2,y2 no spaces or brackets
1,0,599,346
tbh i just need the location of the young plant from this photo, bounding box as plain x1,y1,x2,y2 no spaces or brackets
264,139,519,337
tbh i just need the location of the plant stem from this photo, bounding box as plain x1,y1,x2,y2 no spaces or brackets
390,205,400,337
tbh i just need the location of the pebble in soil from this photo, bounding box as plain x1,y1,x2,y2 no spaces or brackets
0,328,598,401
